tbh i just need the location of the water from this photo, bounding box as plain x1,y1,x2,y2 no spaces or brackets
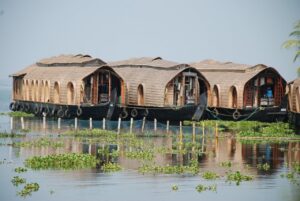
0,88,300,201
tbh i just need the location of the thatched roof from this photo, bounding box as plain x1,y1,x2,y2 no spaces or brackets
109,57,209,107
191,59,286,108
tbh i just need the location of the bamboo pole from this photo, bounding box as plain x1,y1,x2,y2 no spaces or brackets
154,118,157,132
117,117,121,134
43,115,46,129
103,118,106,130
215,121,218,138
179,121,183,144
166,120,169,134
130,117,133,134
58,118,61,130
21,117,24,130
192,122,196,143
10,117,13,130
141,117,146,133
202,121,205,153
89,118,93,129
75,118,78,130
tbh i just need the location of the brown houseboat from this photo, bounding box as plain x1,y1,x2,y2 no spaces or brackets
191,60,287,121
287,78,300,127
108,57,210,121
10,54,125,119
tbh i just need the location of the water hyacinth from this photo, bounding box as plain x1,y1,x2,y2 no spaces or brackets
226,171,253,185
24,153,97,170
13,138,64,148
14,167,28,173
17,183,39,197
11,176,26,186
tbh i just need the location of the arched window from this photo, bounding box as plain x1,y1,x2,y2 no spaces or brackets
212,85,219,107
45,81,50,102
296,87,300,113
31,80,35,101
229,86,238,108
67,82,75,104
137,84,144,105
53,82,60,104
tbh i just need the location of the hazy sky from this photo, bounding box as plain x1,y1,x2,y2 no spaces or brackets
0,0,300,84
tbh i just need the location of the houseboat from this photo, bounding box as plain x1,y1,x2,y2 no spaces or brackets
191,60,287,122
109,57,210,121
10,54,125,119
287,78,300,127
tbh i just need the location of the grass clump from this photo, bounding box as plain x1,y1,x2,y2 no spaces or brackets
24,153,97,170
195,184,217,193
202,171,219,180
11,176,26,186
17,183,39,197
226,171,253,185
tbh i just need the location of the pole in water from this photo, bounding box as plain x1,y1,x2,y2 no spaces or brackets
179,121,183,144
166,120,169,134
202,121,205,153
141,117,146,133
130,118,133,134
42,113,46,129
89,118,93,129
21,117,24,130
117,117,121,134
10,117,13,131
58,118,61,130
154,118,157,132
75,118,78,130
103,118,106,130
215,122,218,138
192,122,196,143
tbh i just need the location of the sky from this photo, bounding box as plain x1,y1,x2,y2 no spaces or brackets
0,0,300,86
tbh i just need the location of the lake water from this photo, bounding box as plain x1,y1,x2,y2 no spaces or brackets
0,88,300,201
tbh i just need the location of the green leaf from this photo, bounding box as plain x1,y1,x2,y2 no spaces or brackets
293,50,300,62
282,40,300,49
289,30,300,37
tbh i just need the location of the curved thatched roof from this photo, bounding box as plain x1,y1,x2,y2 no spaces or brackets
191,60,286,108
109,57,209,107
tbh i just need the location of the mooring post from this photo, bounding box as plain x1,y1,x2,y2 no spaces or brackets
103,118,106,130
10,117,13,130
154,118,157,133
179,121,183,144
141,117,146,133
89,118,93,129
215,122,218,138
75,118,78,130
21,117,24,130
42,114,46,129
58,118,61,130
166,120,169,134
117,117,121,134
192,122,196,143
130,117,133,134
202,121,205,152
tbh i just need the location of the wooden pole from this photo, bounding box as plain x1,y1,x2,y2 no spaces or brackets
89,118,93,129
75,118,78,130
21,117,24,130
202,121,205,153
166,120,169,134
117,117,121,134
43,115,46,129
154,118,157,133
192,122,196,143
215,122,218,138
141,117,146,133
103,118,106,130
130,117,133,134
179,121,183,144
58,118,61,130
10,117,13,130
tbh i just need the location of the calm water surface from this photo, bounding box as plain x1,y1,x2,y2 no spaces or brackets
0,88,300,201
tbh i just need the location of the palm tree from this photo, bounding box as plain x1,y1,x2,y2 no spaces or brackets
283,20,300,77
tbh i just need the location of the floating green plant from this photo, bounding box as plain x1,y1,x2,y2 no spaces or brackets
220,161,232,168
0,132,25,138
202,171,219,180
102,162,122,172
125,150,154,161
7,111,34,117
226,171,253,185
17,182,39,197
24,153,97,170
11,176,26,186
257,163,270,171
13,138,64,148
14,167,28,173
195,184,217,193
172,185,179,191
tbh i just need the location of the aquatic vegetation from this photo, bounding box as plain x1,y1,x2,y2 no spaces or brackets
98,147,119,160
292,162,300,174
102,162,122,172
63,129,117,137
202,171,219,180
138,159,199,175
17,182,39,197
24,153,97,170
7,111,34,117
171,185,178,191
11,176,26,186
220,161,232,168
195,184,217,193
14,167,28,173
125,150,154,161
13,138,64,148
226,171,253,185
257,163,270,171
0,132,25,138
